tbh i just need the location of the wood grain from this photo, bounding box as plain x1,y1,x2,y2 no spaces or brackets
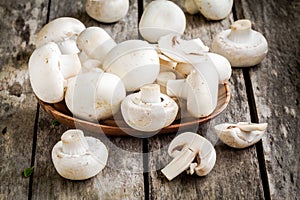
0,1,48,199
235,0,300,199
30,0,145,199
145,0,264,199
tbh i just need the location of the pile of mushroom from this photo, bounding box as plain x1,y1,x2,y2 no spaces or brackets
28,15,234,133
27,2,270,182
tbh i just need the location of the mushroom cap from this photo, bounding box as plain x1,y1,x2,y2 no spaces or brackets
52,129,108,180
121,85,178,132
214,122,268,148
102,40,160,92
139,0,186,43
207,53,232,84
28,42,65,103
212,21,268,67
36,17,85,53
85,0,129,23
65,69,126,122
193,0,233,20
59,54,82,79
76,27,116,63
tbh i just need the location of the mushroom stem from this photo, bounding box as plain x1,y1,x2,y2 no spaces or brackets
228,19,252,43
140,84,161,103
161,148,196,181
61,130,89,155
184,0,198,14
166,79,189,99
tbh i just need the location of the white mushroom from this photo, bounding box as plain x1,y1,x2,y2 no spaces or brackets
214,122,268,149
76,27,117,64
207,53,232,84
185,0,233,20
65,68,126,122
156,71,176,94
139,0,186,43
36,17,86,54
102,40,160,92
158,34,209,63
121,84,178,132
167,56,219,118
52,129,108,180
212,19,268,67
85,0,129,23
161,132,216,181
28,42,81,103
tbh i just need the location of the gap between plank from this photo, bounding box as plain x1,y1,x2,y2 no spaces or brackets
243,69,271,200
137,0,150,199
28,103,40,200
28,1,52,199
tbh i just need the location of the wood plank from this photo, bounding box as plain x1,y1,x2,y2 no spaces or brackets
235,0,300,199
0,1,48,199
144,0,264,199
31,0,145,199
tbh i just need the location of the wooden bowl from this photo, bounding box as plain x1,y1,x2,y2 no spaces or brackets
37,82,230,137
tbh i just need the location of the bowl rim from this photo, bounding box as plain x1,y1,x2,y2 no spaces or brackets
37,82,230,137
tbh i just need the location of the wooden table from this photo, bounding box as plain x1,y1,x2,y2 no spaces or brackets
0,0,299,199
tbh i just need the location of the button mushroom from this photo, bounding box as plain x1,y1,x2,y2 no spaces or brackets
139,0,186,43
65,68,126,122
52,129,108,180
28,42,81,103
36,17,86,54
161,132,216,181
102,40,160,92
185,0,233,20
212,19,268,67
214,122,268,149
76,27,117,65
85,0,129,23
121,84,178,132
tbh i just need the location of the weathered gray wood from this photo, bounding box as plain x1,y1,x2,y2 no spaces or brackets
0,1,48,199
235,0,300,199
145,0,264,199
31,0,144,199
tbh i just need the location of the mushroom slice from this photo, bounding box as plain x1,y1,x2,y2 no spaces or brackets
212,19,268,67
121,84,178,132
214,122,268,149
139,0,186,43
167,56,219,118
36,17,86,54
158,34,209,63
85,0,129,23
161,132,216,181
156,71,176,94
52,129,108,180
